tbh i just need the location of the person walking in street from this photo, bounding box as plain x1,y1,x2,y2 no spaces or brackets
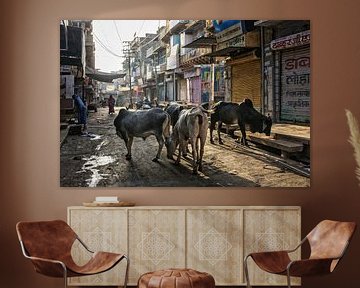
72,94,87,133
108,95,115,114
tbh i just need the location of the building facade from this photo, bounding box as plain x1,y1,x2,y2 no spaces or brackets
256,20,310,123
120,20,310,126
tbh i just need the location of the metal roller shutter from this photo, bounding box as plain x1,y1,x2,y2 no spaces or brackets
280,45,310,123
166,82,174,101
231,59,261,109
190,77,201,104
179,78,187,102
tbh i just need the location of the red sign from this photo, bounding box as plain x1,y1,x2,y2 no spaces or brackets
271,30,310,50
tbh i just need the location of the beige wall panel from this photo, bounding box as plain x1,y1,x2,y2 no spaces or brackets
243,208,301,286
128,209,186,284
187,209,243,285
67,207,300,286
67,208,128,286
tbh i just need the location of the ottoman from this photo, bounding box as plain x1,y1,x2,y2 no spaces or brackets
138,268,215,288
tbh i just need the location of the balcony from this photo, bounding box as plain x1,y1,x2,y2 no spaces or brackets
146,41,166,58
169,20,189,34
183,20,205,34
156,63,166,74
180,47,212,67
146,46,154,58
146,66,155,80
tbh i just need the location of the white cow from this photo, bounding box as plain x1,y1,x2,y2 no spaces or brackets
167,106,209,174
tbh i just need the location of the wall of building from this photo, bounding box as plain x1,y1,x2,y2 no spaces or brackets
1,1,360,288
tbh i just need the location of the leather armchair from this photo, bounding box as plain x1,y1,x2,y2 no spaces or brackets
244,220,356,288
16,220,129,288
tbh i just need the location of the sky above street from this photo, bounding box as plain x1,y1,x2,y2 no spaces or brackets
93,20,166,73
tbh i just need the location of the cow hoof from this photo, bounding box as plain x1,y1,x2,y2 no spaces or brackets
174,161,180,166
125,156,132,161
152,157,159,162
219,141,224,145
210,139,215,144
192,170,198,175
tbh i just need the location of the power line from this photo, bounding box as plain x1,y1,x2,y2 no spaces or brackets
93,33,124,58
94,38,122,58
135,20,146,37
113,20,123,43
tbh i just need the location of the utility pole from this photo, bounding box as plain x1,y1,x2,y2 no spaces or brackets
123,41,134,108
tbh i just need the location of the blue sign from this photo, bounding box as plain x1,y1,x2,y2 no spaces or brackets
212,20,241,32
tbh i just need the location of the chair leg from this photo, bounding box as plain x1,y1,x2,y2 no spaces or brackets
123,255,130,288
244,255,252,288
286,270,292,288
62,264,68,288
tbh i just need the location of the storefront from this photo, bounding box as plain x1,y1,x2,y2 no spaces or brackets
228,53,261,109
184,69,201,104
271,29,310,123
209,21,260,108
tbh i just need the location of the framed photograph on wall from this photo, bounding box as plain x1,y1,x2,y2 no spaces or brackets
60,20,310,187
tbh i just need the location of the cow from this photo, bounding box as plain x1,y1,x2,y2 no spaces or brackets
164,102,185,126
166,107,209,174
209,99,272,146
114,108,171,162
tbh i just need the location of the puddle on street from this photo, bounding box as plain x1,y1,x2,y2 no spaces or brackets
96,139,109,151
89,134,102,141
81,133,102,141
78,155,115,187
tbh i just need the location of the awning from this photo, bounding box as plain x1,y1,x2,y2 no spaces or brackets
254,20,286,27
206,47,254,57
183,36,216,48
85,67,126,83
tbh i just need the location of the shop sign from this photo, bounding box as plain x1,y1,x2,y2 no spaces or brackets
60,75,74,99
271,30,310,50
166,44,179,70
216,31,259,50
216,22,244,43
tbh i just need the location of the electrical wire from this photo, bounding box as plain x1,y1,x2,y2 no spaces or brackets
93,33,124,58
135,20,146,37
113,20,123,43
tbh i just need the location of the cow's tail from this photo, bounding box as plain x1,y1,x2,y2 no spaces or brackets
162,113,171,139
190,110,208,131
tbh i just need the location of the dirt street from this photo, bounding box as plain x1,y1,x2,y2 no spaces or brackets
60,108,310,187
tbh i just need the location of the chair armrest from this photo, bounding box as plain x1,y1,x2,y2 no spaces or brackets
25,255,67,277
76,236,94,253
286,237,307,253
287,258,336,277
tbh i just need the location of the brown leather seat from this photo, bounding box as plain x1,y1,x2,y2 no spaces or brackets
138,268,215,288
16,220,129,288
244,220,356,288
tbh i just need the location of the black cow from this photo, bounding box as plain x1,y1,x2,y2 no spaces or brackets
114,108,171,162
164,102,185,126
210,99,272,146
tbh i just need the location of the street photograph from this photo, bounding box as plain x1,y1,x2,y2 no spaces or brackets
60,20,311,187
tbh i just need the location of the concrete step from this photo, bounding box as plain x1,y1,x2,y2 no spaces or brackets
234,131,303,159
248,134,303,152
